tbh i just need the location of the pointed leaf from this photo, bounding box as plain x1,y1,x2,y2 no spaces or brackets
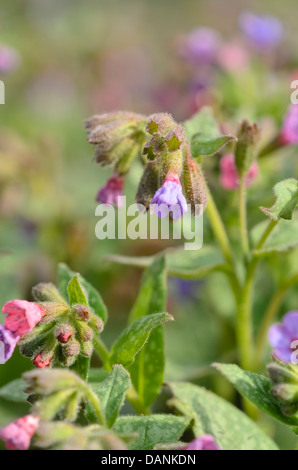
261,179,298,221
191,134,236,158
109,313,173,367
214,363,298,427
168,382,278,450
58,263,107,322
113,415,189,450
128,256,167,408
252,218,298,257
67,274,88,306
0,379,27,403
86,365,130,428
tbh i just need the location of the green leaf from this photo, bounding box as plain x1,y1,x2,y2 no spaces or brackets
109,313,173,367
86,365,130,428
261,179,298,221
0,379,27,403
252,218,298,257
106,246,226,280
113,415,189,450
67,274,88,306
183,107,220,141
191,134,236,159
58,263,107,322
213,363,298,427
168,381,279,450
128,256,167,408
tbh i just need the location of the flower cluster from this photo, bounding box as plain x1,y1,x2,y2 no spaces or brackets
0,415,39,451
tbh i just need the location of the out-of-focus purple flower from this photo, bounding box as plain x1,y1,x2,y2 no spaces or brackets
281,105,298,145
0,324,19,363
0,44,20,73
185,434,221,450
269,311,298,363
0,415,39,450
95,174,124,208
217,43,249,72
151,172,187,219
3,300,46,337
179,28,220,65
239,12,283,50
220,154,259,190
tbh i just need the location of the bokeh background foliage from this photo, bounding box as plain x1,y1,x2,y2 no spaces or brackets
0,0,297,449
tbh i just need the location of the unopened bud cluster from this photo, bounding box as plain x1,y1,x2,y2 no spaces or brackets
18,282,103,368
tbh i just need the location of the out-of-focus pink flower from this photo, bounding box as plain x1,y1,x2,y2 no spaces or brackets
281,105,298,145
217,43,249,72
33,353,52,369
185,434,221,450
151,172,188,219
220,154,259,190
179,28,220,65
0,44,20,73
269,311,298,363
0,324,19,363
2,300,46,337
96,174,124,208
0,415,39,450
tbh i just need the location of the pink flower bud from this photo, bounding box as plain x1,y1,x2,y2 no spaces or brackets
95,174,124,208
0,415,39,450
220,154,259,190
281,105,298,145
2,300,46,337
33,354,52,369
185,434,221,450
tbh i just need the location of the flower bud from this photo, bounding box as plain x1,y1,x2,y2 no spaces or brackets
72,304,91,322
136,161,160,210
38,302,69,324
63,338,81,358
183,147,208,217
267,361,298,415
235,120,259,175
81,342,93,358
32,283,67,304
88,315,104,334
146,113,175,136
55,324,73,343
0,415,39,451
33,354,52,369
267,362,298,385
77,323,94,342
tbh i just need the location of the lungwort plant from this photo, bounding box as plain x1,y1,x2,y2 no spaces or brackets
0,107,297,450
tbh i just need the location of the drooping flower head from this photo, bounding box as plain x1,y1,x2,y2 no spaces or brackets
185,434,221,450
281,105,298,145
95,174,124,208
0,44,20,73
220,154,259,190
2,300,46,337
239,12,283,50
269,311,298,363
151,172,187,219
0,324,19,363
179,28,220,65
0,415,39,450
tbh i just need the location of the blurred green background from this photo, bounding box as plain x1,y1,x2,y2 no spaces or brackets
0,0,297,449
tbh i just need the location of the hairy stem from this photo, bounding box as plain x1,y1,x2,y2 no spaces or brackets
238,174,249,259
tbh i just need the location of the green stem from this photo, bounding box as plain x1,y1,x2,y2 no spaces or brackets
255,219,277,251
205,186,234,266
254,274,298,368
238,174,249,259
126,387,150,415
